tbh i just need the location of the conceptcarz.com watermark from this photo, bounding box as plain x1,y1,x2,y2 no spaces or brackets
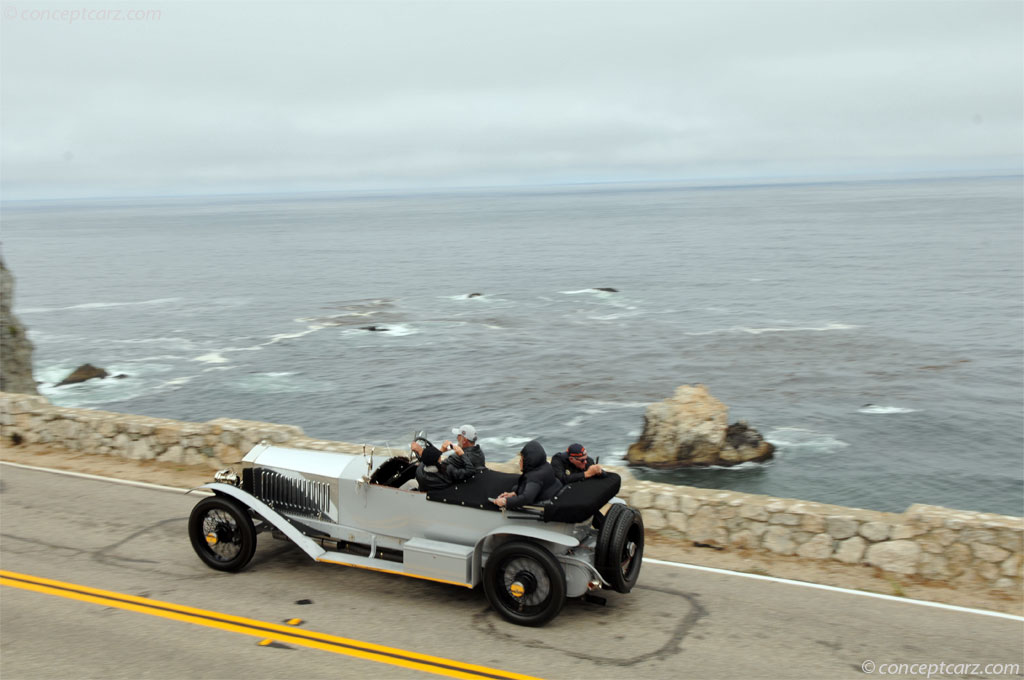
861,660,1021,678
2,4,161,23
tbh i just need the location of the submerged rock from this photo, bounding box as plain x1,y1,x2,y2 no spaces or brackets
626,384,774,468
594,287,619,293
360,326,387,332
56,363,109,387
467,293,483,298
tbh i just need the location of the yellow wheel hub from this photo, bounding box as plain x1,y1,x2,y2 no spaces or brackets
509,581,525,598
205,532,218,546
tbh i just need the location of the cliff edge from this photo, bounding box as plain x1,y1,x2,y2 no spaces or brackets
0,256,39,394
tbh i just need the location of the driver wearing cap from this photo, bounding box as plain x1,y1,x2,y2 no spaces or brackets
441,424,486,472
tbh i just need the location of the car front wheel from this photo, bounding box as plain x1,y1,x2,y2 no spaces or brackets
188,495,257,572
483,540,566,627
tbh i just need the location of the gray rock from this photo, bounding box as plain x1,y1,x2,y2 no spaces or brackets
865,540,921,575
762,526,797,555
640,508,666,530
834,536,867,563
796,534,833,559
626,384,774,468
858,521,891,542
827,516,859,540
56,363,109,387
972,543,1010,563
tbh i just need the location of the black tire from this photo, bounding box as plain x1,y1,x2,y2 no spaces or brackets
606,507,644,593
483,540,566,627
596,503,629,581
188,495,257,572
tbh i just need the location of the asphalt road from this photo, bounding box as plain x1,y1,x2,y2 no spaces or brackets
1,464,1021,680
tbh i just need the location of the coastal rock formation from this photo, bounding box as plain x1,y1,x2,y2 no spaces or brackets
0,257,39,394
626,384,774,468
56,363,109,387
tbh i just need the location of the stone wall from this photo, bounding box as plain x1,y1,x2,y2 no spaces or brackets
2,391,1021,595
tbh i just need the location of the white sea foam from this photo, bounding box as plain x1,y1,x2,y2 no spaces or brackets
443,293,491,301
263,324,325,345
228,372,333,394
584,400,650,409
564,415,585,428
19,297,181,313
858,405,919,414
159,376,195,389
685,323,859,336
705,461,767,471
192,352,229,364
202,366,236,373
108,337,199,350
765,427,849,452
381,324,419,337
479,435,533,449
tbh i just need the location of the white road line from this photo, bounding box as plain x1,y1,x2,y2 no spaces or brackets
642,557,1024,622
0,460,211,495
3,460,1021,622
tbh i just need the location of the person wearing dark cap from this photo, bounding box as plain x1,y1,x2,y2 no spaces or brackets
551,443,604,484
441,424,486,472
410,439,476,492
492,440,563,509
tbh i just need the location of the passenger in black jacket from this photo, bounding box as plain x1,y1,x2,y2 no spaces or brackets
441,424,486,472
551,443,604,484
492,440,563,509
411,440,476,492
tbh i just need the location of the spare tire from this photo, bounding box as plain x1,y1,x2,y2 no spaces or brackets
605,507,644,593
595,503,629,582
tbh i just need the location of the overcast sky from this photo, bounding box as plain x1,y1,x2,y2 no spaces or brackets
1,1,1021,199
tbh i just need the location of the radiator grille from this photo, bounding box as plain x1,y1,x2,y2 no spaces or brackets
253,468,331,518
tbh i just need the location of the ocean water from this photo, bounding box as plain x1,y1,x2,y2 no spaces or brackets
2,176,1022,516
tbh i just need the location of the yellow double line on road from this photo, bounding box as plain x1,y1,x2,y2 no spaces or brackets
0,570,541,680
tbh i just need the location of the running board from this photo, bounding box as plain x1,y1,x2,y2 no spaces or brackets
318,538,476,589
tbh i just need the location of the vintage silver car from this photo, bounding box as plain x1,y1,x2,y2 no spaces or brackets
188,440,645,626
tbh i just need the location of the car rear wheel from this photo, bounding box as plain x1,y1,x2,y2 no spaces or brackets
605,507,644,593
484,540,566,627
188,495,257,572
596,503,629,581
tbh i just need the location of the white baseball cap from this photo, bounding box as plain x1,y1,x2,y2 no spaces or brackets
452,424,477,443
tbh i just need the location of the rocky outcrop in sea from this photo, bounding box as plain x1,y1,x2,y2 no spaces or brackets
626,384,774,468
0,256,39,395
56,364,110,387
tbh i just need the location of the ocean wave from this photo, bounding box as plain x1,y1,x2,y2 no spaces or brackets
858,405,919,414
564,415,585,428
228,372,333,394
18,297,181,313
584,400,650,409
704,460,770,471
107,336,199,350
765,427,849,452
264,325,326,345
479,435,533,450
192,352,229,364
159,376,195,389
685,323,859,336
442,293,492,301
343,324,420,337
